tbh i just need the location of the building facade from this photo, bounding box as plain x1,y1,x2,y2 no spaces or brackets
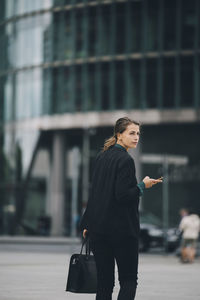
0,0,200,236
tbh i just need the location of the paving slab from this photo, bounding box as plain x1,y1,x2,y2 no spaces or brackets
0,243,200,300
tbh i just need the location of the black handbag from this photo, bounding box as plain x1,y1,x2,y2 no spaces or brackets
66,236,97,293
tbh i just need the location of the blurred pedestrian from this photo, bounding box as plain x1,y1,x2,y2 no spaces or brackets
179,208,189,220
79,117,162,300
179,209,200,263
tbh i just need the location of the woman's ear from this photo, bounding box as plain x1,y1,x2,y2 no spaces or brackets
116,133,121,142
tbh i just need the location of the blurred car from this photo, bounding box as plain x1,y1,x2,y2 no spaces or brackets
139,212,180,252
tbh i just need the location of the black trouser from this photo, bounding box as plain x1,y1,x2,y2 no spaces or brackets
90,233,139,300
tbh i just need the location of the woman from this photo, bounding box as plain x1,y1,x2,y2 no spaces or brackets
80,117,162,300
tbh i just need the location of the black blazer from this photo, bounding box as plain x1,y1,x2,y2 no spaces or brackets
80,144,140,238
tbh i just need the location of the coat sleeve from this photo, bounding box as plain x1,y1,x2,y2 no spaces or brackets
79,207,89,231
115,156,140,206
179,218,186,231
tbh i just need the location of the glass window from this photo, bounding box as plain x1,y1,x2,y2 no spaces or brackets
180,56,194,107
43,14,54,63
130,60,141,108
5,0,14,19
52,67,66,113
0,26,6,72
70,0,96,4
181,0,196,49
12,14,52,68
54,0,66,5
0,77,4,122
163,57,175,108
15,69,42,119
75,9,84,58
146,58,157,108
88,63,95,111
164,1,177,50
115,61,125,109
63,67,73,112
0,1,5,24
146,0,159,51
116,4,125,54
16,72,24,119
16,0,25,15
4,75,13,121
5,0,52,19
51,65,76,113
53,12,65,61
43,68,53,115
53,10,74,61
32,68,42,117
64,11,73,59
101,63,109,110
88,6,97,57
15,0,53,15
129,1,142,53
101,5,111,56
75,65,82,111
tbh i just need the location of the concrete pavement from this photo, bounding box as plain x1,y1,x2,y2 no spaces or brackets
0,239,200,300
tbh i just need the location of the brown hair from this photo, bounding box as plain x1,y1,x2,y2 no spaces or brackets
102,117,140,152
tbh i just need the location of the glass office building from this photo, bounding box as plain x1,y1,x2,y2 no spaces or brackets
0,0,200,236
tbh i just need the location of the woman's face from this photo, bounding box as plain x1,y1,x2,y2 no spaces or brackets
117,123,140,150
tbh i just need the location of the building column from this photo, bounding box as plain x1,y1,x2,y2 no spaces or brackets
47,131,65,236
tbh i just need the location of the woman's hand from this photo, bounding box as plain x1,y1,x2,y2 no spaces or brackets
83,229,88,239
143,176,163,189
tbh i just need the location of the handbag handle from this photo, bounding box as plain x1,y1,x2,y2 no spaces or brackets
80,235,91,256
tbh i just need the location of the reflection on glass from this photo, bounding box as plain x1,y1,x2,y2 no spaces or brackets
146,58,157,107
101,6,111,56
130,2,142,53
4,75,13,121
88,64,95,110
4,127,40,176
42,68,52,115
23,149,49,230
5,0,53,18
0,77,4,121
116,4,125,54
15,69,42,120
6,13,52,69
163,57,175,108
0,26,6,72
115,61,124,109
101,63,109,110
64,67,72,112
130,60,140,108
181,0,195,49
75,65,82,111
164,1,176,50
146,0,159,51
52,67,66,113
75,10,84,58
65,11,73,59
181,56,194,107
53,11,66,61
88,6,97,57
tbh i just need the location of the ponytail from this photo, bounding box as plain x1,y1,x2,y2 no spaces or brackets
103,135,116,152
